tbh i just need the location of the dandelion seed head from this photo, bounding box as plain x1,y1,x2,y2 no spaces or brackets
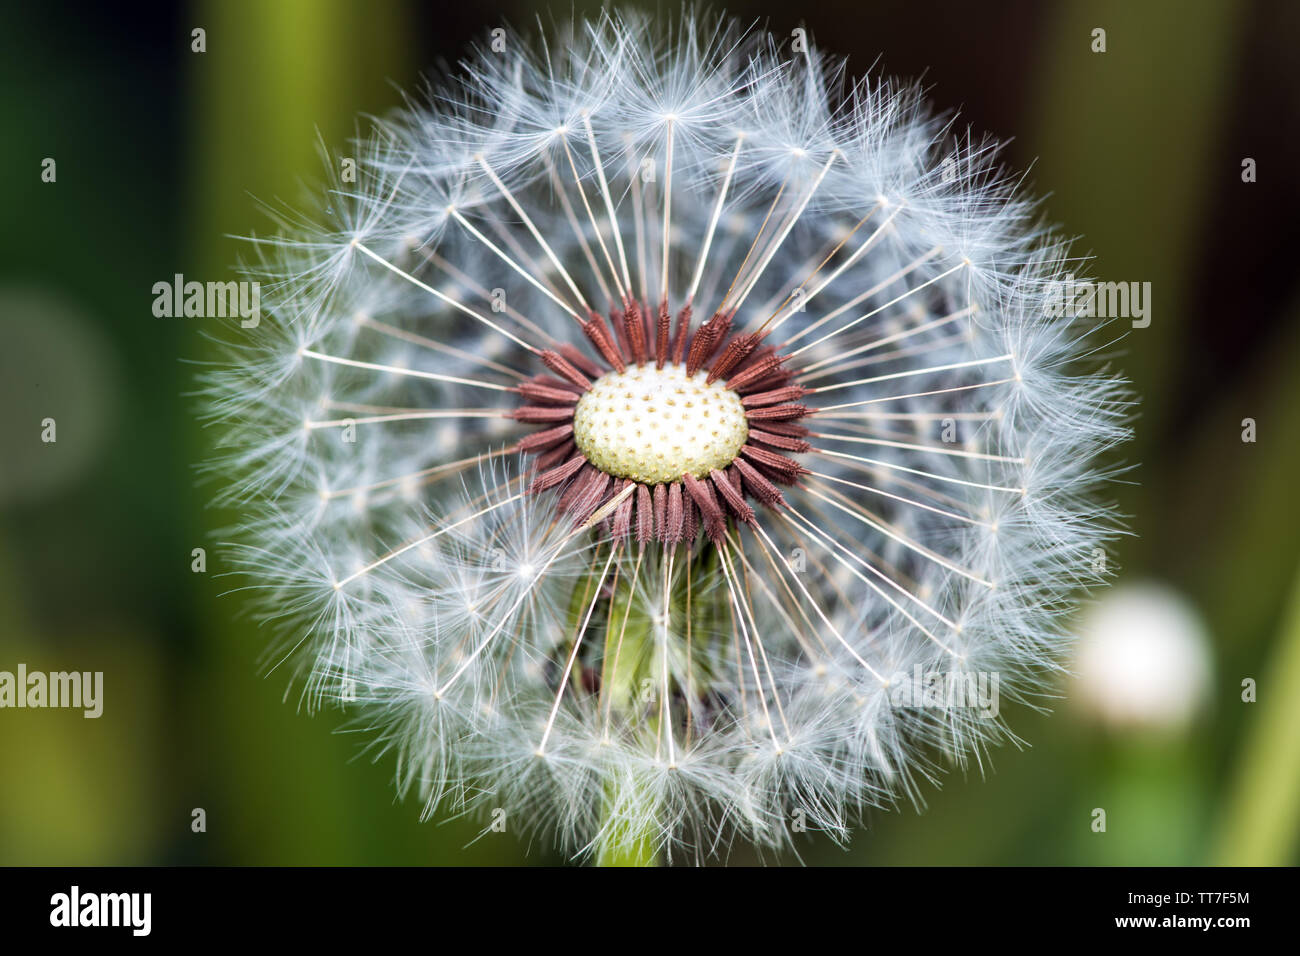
572,363,749,483
203,9,1130,862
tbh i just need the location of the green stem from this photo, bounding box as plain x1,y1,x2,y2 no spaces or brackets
593,550,661,866
595,785,660,867
585,545,725,866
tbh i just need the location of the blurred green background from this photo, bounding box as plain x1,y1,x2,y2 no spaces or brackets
1,0,1297,865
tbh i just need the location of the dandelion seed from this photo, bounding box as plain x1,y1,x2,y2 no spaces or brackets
203,10,1130,863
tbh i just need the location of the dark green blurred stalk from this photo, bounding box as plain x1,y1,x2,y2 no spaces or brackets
1213,560,1300,865
192,0,393,863
189,0,489,864
195,0,405,238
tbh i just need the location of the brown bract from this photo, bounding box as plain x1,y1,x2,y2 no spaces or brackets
511,302,813,543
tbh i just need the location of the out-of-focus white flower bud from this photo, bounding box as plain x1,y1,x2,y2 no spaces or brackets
1073,582,1212,730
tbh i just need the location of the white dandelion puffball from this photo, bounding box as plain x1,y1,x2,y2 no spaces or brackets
205,12,1129,862
1073,583,1211,730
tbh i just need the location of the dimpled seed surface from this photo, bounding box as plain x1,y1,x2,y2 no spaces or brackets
573,363,749,485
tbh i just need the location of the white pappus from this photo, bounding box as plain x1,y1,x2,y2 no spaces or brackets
202,9,1131,863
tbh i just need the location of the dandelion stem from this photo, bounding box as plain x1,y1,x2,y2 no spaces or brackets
594,787,659,867
594,548,661,866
